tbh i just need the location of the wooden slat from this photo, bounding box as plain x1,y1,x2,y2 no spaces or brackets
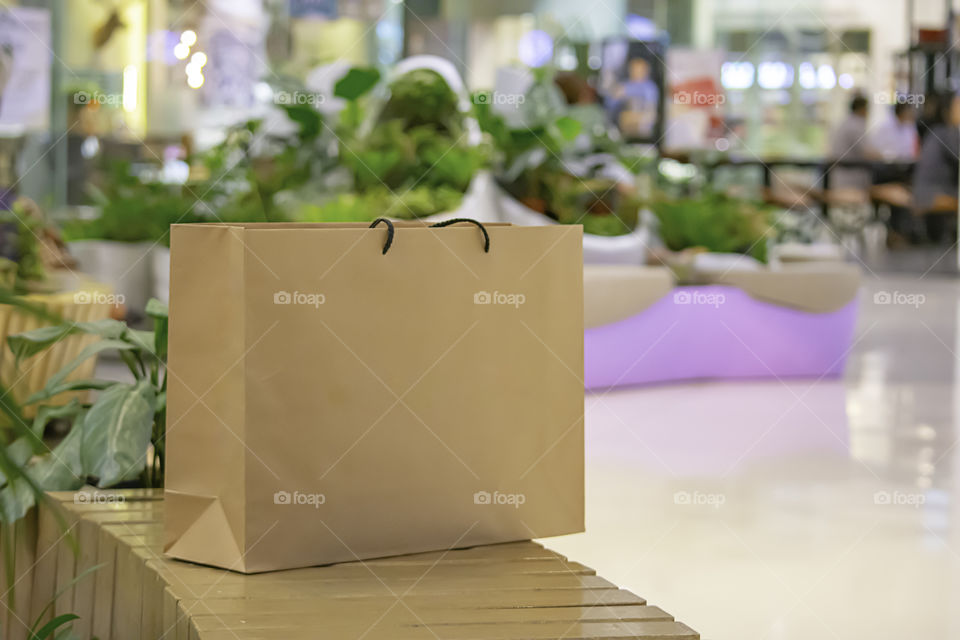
27,491,698,640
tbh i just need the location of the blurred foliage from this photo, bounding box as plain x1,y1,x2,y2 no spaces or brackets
650,191,774,262
305,66,486,222
0,299,169,526
0,204,46,289
65,102,329,245
0,199,76,293
473,69,640,236
64,163,205,245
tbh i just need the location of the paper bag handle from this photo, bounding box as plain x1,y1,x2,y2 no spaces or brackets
369,217,491,254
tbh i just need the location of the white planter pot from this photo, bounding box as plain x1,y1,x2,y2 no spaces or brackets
152,246,170,305
68,240,154,314
495,186,650,265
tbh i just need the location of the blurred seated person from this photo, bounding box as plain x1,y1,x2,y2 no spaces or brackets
911,93,959,242
870,102,917,191
871,102,918,162
829,94,871,191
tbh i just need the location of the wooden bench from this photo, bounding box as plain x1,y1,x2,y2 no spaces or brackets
5,490,699,639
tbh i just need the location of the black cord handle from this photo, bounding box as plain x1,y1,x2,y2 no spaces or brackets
369,218,395,255
370,217,491,254
429,218,491,253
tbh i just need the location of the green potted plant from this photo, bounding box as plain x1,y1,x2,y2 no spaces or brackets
299,57,490,223
0,299,168,637
62,163,197,314
475,67,650,264
648,191,774,282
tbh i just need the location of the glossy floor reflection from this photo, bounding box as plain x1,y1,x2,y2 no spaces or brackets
546,274,960,640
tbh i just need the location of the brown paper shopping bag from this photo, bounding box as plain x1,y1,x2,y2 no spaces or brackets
164,220,583,573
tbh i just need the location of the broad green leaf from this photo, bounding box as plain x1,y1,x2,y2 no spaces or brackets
0,401,80,485
43,339,136,392
27,423,85,492
145,298,168,320
280,103,322,140
0,438,34,486
124,329,156,355
0,475,35,523
6,319,127,362
334,67,380,101
25,379,116,406
554,116,582,141
80,380,155,487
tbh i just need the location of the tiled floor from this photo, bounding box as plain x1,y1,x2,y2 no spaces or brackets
546,269,960,640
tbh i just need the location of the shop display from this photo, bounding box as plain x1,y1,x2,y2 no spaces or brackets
165,220,584,573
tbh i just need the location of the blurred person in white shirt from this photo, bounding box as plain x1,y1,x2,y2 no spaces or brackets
871,102,918,161
829,94,871,190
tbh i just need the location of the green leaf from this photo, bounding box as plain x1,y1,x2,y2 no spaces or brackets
0,475,35,523
0,438,34,486
6,319,127,362
124,329,156,355
0,379,32,441
25,379,116,406
554,116,582,141
145,298,168,320
28,563,102,638
30,613,79,640
0,288,62,325
26,423,85,492
147,299,169,361
279,104,322,140
334,67,380,101
0,401,80,485
80,380,156,487
43,339,137,392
